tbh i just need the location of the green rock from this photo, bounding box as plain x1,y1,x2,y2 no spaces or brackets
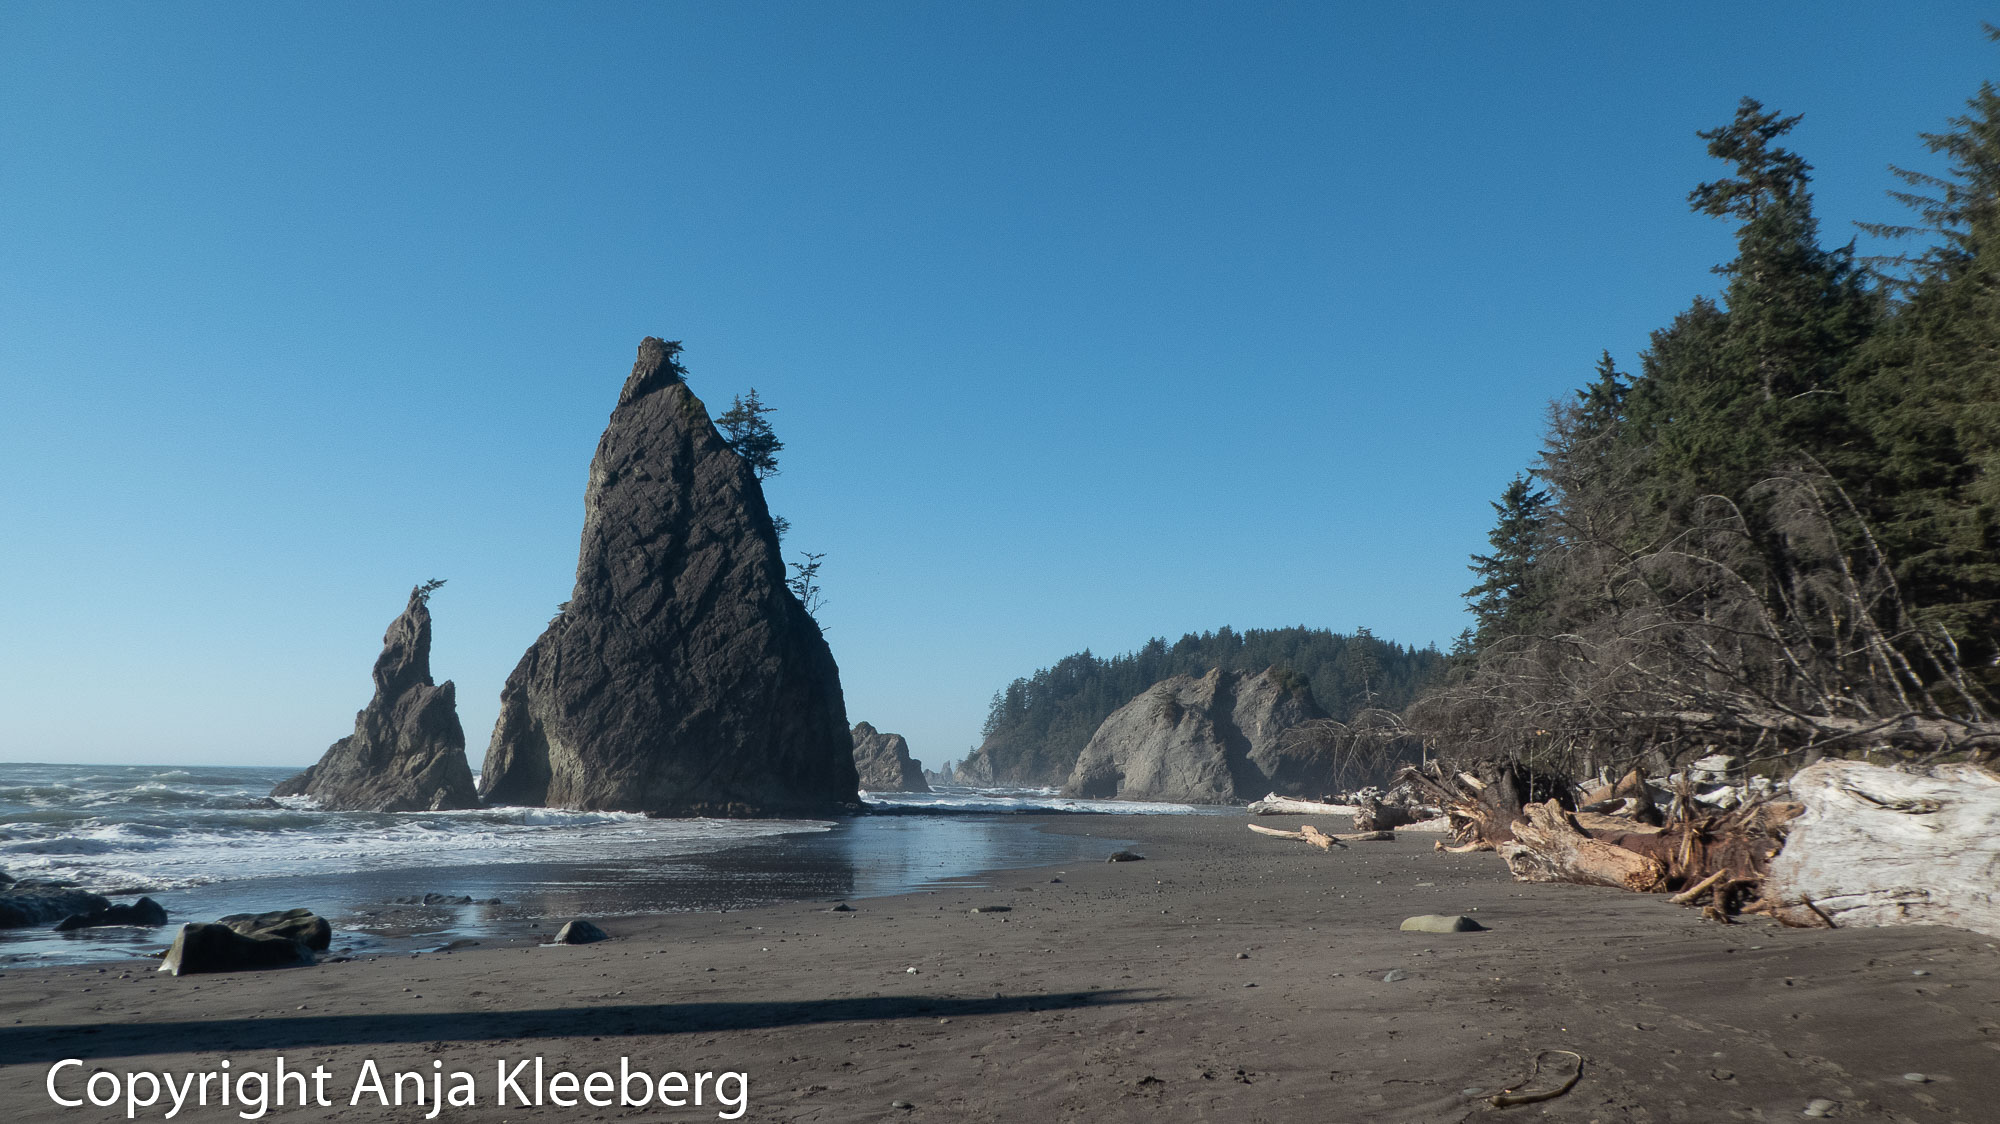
1400,914,1486,933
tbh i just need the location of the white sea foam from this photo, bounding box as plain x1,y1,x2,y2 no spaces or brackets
0,762,831,892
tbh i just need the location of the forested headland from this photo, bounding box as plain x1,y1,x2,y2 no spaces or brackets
1419,76,2000,779
960,626,1443,786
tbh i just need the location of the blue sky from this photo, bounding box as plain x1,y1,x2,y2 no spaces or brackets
2,4,1993,769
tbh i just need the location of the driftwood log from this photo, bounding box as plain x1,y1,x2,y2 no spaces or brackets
1246,823,1394,849
1405,756,1796,915
1759,761,2000,937
1500,801,1668,891
1246,795,1359,816
1395,759,1573,848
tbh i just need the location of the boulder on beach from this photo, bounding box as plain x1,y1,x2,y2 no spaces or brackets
0,885,112,929
54,897,168,931
479,338,858,816
852,722,930,793
1062,667,1331,804
218,908,333,951
1400,914,1486,933
553,919,609,944
272,584,480,812
160,923,315,975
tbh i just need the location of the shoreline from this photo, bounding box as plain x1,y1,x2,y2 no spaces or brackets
4,813,1998,1122
0,806,1147,969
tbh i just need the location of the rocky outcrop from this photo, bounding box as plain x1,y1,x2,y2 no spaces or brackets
0,884,110,929
160,923,314,975
479,338,858,816
219,908,333,951
272,585,479,812
54,897,168,930
852,722,930,793
1062,668,1331,804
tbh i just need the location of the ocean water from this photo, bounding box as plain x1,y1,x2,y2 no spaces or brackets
0,763,1213,967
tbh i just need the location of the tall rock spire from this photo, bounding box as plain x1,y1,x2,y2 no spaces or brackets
273,584,479,812
479,338,858,815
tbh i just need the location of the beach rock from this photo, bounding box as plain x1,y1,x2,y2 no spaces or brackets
218,908,333,951
1062,668,1331,804
480,338,857,817
0,886,111,929
272,585,480,812
1399,914,1486,933
54,897,168,931
160,923,314,975
553,919,609,944
852,722,930,793
1107,850,1146,862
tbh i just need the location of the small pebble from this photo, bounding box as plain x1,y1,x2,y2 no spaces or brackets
1803,1097,1838,1118
892,1101,913,1110
1912,969,1930,977
1235,952,1249,960
1903,1072,1929,1083
1383,969,1409,983
905,966,919,974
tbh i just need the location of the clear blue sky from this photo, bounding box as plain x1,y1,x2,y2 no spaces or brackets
2,4,1993,769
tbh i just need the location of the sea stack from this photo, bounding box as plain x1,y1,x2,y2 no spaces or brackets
1061,667,1330,804
479,338,858,816
851,722,930,793
272,584,480,812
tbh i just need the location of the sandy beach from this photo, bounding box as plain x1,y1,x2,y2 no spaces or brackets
3,813,1996,1123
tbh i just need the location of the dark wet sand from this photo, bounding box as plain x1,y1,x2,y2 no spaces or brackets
3,813,1996,1122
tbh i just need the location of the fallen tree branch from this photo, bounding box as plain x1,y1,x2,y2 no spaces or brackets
1668,868,1729,905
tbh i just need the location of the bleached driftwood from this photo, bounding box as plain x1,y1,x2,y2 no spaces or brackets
1498,801,1669,892
1761,761,2000,938
1247,794,1360,816
1246,823,1393,849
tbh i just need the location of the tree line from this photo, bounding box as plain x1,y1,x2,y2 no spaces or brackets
1426,60,2000,778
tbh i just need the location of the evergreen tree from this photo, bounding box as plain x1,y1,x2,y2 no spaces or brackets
1621,101,1877,518
716,389,784,480
1849,72,2000,669
1464,475,1551,646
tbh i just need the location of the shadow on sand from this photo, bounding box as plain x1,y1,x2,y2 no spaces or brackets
0,989,1159,1065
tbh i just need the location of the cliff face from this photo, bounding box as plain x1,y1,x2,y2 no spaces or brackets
272,586,479,812
851,722,930,793
954,733,1066,788
479,338,858,816
1061,668,1330,804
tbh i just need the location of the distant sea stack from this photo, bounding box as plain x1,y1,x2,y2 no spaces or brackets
479,338,859,816
272,584,480,812
851,722,930,793
1061,668,1330,804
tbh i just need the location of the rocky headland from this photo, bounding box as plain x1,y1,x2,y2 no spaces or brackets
851,722,930,793
479,338,858,816
272,584,479,812
1061,667,1331,803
